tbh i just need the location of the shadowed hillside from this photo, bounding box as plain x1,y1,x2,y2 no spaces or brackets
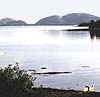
35,13,100,25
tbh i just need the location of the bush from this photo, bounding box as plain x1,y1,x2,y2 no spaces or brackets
0,64,35,97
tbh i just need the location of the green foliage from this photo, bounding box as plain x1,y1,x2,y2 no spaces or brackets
0,64,35,97
89,19,100,29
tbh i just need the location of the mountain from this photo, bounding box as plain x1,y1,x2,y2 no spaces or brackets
0,13,99,26
62,13,100,25
35,15,63,25
35,13,100,25
0,18,27,26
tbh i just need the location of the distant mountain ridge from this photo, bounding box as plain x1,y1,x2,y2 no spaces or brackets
35,13,100,25
0,13,100,26
0,18,27,26
36,15,63,25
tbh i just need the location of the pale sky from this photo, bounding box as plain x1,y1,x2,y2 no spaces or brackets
0,0,100,23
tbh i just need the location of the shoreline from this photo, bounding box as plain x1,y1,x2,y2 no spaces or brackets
32,87,100,97
62,28,89,31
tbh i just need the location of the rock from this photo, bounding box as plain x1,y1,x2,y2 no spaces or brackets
41,67,47,69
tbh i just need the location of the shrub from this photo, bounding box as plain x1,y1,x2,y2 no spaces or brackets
0,64,35,97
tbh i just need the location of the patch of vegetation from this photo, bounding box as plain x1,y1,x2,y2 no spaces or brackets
79,19,100,28
78,23,90,26
89,20,100,29
0,64,35,97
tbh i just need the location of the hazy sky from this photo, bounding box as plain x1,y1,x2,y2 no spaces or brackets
0,0,100,23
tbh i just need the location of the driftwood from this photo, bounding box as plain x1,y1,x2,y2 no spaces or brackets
33,71,72,75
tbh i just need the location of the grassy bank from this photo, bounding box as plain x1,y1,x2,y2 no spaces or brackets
32,88,100,97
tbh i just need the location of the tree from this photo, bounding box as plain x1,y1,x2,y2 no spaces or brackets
0,64,36,97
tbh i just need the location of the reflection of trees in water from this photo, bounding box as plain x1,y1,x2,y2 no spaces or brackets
45,30,100,40
90,30,100,40
62,31,89,38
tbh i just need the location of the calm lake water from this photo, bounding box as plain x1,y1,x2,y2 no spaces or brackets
0,26,100,91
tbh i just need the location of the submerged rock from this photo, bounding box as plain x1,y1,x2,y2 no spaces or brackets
41,67,47,69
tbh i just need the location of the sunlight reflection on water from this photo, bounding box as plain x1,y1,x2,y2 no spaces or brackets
0,26,100,91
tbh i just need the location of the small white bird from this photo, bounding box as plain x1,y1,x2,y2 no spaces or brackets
89,85,94,92
84,85,94,92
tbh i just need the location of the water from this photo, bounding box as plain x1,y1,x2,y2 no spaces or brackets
0,26,100,91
